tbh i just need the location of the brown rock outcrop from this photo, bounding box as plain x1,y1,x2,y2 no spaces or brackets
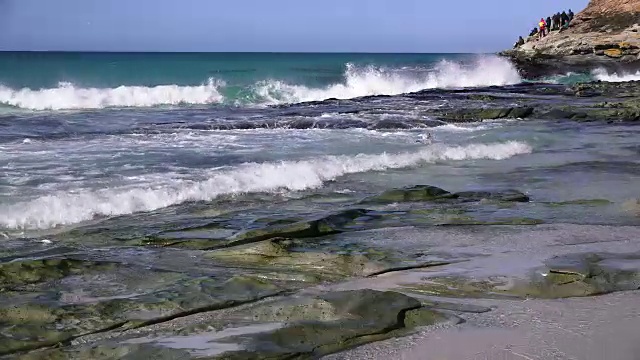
500,0,640,79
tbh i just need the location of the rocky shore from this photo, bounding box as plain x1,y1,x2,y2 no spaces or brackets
2,180,639,359
500,0,640,79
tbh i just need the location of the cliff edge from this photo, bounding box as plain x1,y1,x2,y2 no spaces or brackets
500,0,640,78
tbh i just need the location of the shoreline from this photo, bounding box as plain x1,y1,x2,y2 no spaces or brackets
325,290,640,360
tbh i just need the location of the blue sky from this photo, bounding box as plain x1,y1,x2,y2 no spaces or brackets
0,0,589,52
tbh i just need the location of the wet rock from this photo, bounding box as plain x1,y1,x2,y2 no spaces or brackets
453,189,530,203
51,290,457,360
207,238,391,279
227,209,372,246
404,252,640,300
137,209,374,250
544,199,613,207
0,267,285,356
362,185,451,204
0,258,116,290
435,107,534,122
435,217,544,226
363,186,530,205
622,198,640,216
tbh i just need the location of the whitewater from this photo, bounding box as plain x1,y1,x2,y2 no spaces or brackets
0,141,532,230
0,56,522,110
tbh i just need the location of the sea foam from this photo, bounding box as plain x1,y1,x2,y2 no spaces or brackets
592,68,640,82
0,55,522,110
0,141,532,230
0,79,225,110
255,55,522,104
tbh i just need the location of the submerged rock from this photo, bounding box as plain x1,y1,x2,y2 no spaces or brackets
434,107,534,122
0,258,286,356
403,252,640,300
363,185,530,205
0,258,116,290
362,185,452,204
207,238,391,279
227,209,372,246
29,290,458,359
136,209,374,250
453,190,530,203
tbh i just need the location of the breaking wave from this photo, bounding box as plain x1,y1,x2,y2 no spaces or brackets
592,68,640,82
0,55,522,110
254,56,522,104
0,79,226,111
0,141,532,229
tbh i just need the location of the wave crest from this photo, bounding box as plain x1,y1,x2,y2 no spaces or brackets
0,141,532,230
254,56,522,104
0,79,225,110
0,56,522,110
592,68,640,82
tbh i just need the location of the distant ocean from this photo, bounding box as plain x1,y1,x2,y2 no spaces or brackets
0,52,521,110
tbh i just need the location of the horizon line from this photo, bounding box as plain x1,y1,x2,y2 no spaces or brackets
0,50,496,55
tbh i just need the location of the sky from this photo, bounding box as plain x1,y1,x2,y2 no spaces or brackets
0,0,590,52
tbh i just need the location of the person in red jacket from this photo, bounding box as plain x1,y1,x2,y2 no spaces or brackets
538,18,547,38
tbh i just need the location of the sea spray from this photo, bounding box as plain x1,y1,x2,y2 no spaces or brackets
0,79,226,110
0,55,522,110
592,68,640,82
0,140,532,229
253,56,523,104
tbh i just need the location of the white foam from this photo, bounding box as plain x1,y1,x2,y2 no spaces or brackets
592,68,640,82
432,124,491,132
0,141,532,230
0,79,225,110
254,55,522,104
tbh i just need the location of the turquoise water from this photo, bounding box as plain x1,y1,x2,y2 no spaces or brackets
0,52,473,89
0,52,527,110
2,52,625,112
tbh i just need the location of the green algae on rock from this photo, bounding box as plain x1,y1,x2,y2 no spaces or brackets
402,252,640,300
0,268,288,356
434,107,535,122
363,185,530,205
136,209,375,250
362,185,452,204
207,238,392,279
0,258,117,290
27,290,458,360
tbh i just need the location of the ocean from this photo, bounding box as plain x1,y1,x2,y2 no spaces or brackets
1,52,639,358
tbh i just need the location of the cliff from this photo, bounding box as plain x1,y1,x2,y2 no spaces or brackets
500,0,640,78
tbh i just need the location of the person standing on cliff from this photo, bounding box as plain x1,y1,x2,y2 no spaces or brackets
568,9,574,22
538,18,547,38
546,16,552,34
561,11,569,28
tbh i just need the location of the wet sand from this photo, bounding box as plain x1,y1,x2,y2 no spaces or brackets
325,290,640,360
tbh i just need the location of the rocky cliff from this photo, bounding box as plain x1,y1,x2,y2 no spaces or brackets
500,0,640,78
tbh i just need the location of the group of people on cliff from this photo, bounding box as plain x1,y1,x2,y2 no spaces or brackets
513,9,574,48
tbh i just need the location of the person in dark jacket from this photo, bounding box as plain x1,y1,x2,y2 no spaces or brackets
514,36,525,48
568,9,574,22
561,11,569,27
546,16,552,35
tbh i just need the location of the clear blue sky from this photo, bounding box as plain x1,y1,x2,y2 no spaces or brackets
0,0,589,52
